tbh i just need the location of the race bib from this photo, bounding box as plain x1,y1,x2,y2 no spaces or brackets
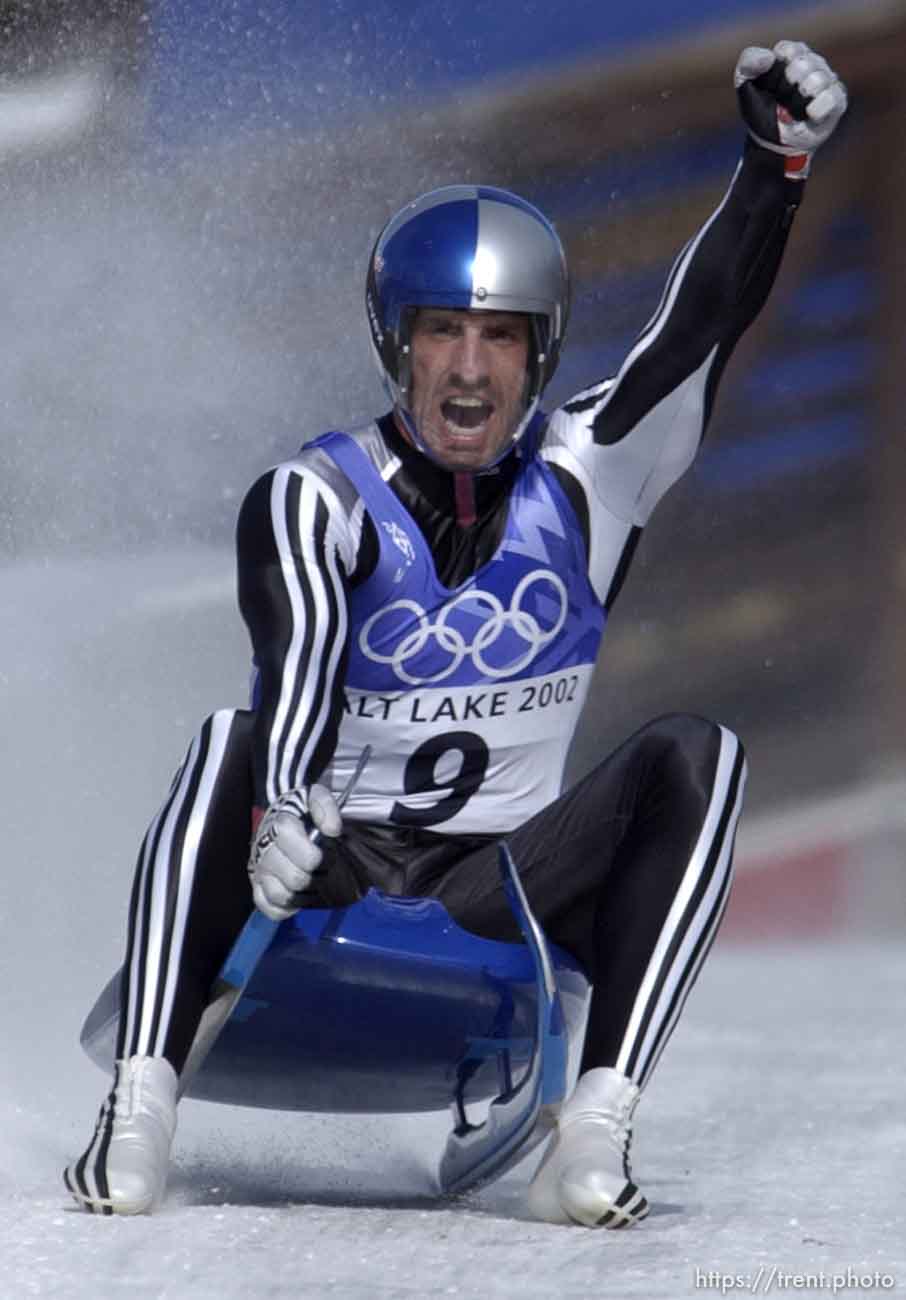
329,663,595,833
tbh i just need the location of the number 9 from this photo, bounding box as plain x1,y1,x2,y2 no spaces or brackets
390,731,490,827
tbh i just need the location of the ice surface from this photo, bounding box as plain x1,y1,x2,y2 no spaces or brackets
1,555,904,1299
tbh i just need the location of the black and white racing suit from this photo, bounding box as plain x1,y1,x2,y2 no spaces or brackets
113,143,801,1084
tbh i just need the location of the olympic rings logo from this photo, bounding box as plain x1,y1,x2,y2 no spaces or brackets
358,569,568,685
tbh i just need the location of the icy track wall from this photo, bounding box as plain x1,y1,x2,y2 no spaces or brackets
0,145,373,557
728,777,906,944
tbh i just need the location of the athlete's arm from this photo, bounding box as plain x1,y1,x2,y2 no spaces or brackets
584,142,797,463
236,455,373,808
551,42,846,529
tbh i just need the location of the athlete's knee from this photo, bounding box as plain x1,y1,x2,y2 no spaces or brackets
163,710,254,821
637,713,745,800
190,709,254,762
200,707,252,739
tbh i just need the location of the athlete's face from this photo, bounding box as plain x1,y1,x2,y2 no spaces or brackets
405,308,530,470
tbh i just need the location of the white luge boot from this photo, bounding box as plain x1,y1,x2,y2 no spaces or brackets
64,1056,178,1215
527,1067,649,1228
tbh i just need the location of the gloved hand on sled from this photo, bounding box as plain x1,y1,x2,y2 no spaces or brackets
248,786,342,921
735,40,847,178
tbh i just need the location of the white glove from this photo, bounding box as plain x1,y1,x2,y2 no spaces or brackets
735,41,847,177
248,785,342,921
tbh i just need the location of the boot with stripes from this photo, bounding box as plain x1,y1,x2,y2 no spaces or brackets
527,1066,649,1228
64,1056,178,1215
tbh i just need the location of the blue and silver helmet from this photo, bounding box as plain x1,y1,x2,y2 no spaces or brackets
366,184,570,462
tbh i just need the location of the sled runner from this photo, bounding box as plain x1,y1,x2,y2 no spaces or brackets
80,844,590,1192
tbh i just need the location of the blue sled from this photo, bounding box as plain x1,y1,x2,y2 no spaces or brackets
80,845,591,1192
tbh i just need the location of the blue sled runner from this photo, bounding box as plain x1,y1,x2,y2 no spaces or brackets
80,844,591,1194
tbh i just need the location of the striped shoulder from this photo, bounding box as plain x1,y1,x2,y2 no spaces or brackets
265,420,402,511
281,442,359,519
239,439,370,576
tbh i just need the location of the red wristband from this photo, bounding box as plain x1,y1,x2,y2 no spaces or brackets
777,107,810,180
784,153,810,179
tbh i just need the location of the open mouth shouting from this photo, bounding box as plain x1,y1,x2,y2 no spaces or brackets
441,395,495,433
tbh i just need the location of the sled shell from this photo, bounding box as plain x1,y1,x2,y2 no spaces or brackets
81,889,590,1114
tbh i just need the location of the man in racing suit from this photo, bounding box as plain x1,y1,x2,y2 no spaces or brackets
65,41,846,1224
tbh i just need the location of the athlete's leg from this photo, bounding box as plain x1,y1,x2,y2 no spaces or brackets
434,713,746,1227
436,712,746,1082
115,708,256,1073
65,709,255,1215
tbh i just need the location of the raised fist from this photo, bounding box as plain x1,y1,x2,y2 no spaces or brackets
735,41,847,177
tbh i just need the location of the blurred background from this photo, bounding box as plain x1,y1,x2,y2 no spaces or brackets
0,0,904,958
